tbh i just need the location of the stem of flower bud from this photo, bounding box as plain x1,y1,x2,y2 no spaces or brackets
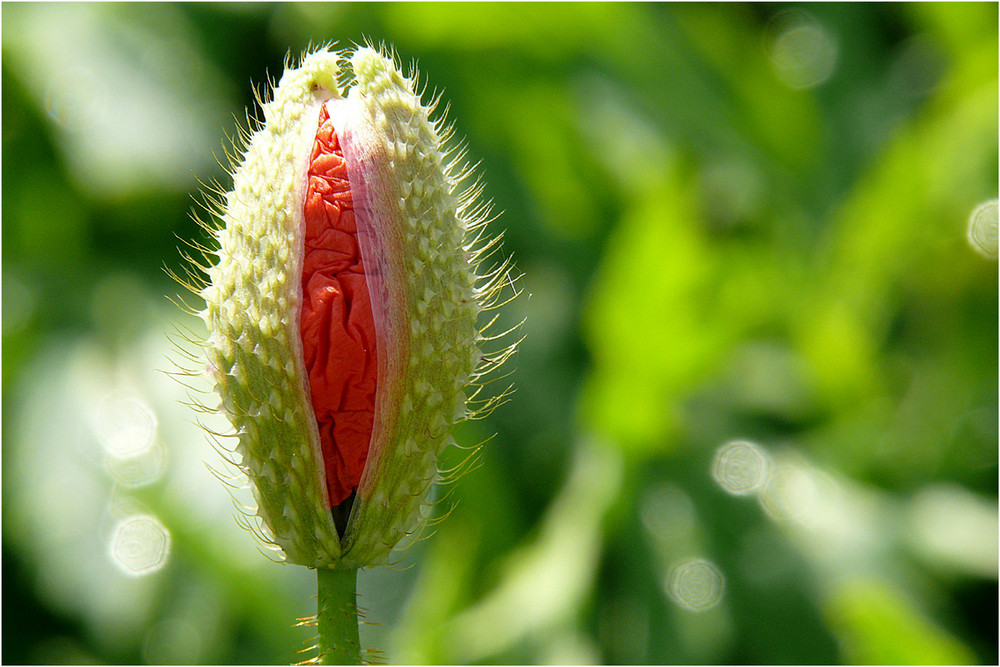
317,567,362,664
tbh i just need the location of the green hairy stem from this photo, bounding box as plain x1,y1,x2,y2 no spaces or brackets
316,567,362,664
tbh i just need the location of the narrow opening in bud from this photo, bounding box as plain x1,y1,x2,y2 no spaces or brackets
300,105,378,525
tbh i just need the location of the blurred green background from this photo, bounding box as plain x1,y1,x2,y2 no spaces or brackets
3,2,997,664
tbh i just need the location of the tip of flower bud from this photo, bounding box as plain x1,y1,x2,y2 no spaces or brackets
275,48,343,103
349,47,382,81
349,47,407,95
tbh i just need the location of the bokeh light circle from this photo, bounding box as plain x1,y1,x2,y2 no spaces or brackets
712,440,771,495
967,200,998,259
667,558,724,612
765,9,838,90
111,515,170,575
96,393,158,459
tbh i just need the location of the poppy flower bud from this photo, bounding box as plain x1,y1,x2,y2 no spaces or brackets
188,46,516,569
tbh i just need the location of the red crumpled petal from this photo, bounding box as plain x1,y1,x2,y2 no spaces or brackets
300,105,377,508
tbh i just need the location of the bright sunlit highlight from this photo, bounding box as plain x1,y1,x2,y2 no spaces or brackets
712,440,771,496
106,440,167,488
95,393,158,459
908,485,998,579
667,558,724,612
967,199,998,259
111,515,170,575
760,461,820,523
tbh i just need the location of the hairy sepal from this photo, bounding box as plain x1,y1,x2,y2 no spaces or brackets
330,48,481,567
202,50,343,567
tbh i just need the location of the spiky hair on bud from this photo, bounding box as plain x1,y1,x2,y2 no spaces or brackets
167,43,521,569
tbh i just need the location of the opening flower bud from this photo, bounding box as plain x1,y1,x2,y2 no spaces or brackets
188,46,517,569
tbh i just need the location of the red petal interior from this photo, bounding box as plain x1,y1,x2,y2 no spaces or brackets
300,105,377,508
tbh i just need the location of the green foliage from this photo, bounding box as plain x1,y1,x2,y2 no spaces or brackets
3,3,996,664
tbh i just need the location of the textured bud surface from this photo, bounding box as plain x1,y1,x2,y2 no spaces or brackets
329,49,483,565
189,46,517,569
201,51,343,566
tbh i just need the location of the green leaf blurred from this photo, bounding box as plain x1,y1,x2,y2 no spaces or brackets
3,3,996,664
